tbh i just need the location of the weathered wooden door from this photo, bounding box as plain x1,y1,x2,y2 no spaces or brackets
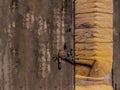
0,0,74,90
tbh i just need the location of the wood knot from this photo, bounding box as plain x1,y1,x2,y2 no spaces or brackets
78,23,95,29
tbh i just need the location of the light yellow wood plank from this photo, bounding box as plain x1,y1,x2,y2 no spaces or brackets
76,85,113,90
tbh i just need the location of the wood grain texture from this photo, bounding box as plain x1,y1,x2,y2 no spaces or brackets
0,0,74,90
113,0,120,90
76,0,113,14
75,0,113,87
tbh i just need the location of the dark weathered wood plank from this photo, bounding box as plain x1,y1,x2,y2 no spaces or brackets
113,0,120,90
0,0,74,90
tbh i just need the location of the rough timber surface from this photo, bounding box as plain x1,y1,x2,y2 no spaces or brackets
0,0,74,90
75,0,113,90
113,0,120,90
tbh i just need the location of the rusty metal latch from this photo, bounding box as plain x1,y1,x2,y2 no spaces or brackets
53,48,74,70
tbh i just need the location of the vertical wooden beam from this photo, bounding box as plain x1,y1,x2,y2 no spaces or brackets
113,0,120,90
0,0,74,90
75,0,113,90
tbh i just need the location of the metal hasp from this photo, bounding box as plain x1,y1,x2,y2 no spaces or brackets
53,48,74,70
53,46,96,70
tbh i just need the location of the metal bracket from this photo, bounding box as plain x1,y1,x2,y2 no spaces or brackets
53,48,74,70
